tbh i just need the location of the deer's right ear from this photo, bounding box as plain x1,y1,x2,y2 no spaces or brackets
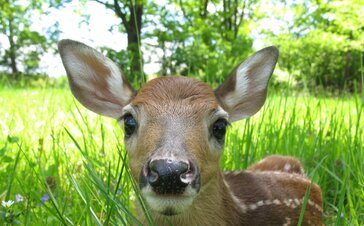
58,39,136,119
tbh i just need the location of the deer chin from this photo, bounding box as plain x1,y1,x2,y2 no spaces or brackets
141,185,198,216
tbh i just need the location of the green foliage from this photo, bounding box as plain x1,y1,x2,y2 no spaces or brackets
263,0,364,91
145,0,256,84
0,0,61,76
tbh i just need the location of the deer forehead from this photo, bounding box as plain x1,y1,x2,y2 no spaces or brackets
131,76,220,118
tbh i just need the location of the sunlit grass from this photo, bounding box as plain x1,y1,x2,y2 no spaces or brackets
0,86,363,225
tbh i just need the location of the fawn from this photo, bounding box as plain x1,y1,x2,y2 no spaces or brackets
58,39,323,225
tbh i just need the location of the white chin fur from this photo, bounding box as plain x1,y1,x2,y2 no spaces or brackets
141,185,197,215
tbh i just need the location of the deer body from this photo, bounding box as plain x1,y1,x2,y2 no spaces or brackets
58,40,323,225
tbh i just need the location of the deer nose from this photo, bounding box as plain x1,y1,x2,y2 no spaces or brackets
145,159,197,194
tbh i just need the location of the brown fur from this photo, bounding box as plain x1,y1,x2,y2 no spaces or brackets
224,169,323,225
248,155,305,175
215,68,237,107
132,76,218,111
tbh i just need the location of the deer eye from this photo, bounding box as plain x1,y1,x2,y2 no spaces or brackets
212,118,229,141
124,114,137,138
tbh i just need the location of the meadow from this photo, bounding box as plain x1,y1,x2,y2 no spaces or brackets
0,84,363,225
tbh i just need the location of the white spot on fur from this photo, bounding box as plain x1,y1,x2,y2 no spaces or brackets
264,200,272,205
249,204,257,210
223,171,244,176
241,197,322,214
224,179,247,213
283,163,291,172
249,170,311,183
257,200,264,206
282,217,291,226
300,166,305,174
308,199,323,212
294,198,300,205
232,171,241,176
257,158,267,165
273,199,281,205
283,199,291,207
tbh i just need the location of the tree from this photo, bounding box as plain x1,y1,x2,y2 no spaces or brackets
93,0,145,83
146,0,257,84
0,0,61,78
263,0,364,91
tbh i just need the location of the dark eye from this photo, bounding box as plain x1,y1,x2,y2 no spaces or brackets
124,114,137,138
212,119,229,141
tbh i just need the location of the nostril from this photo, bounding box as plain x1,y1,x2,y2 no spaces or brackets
146,159,191,194
176,161,189,176
148,170,159,184
180,161,197,184
180,169,191,179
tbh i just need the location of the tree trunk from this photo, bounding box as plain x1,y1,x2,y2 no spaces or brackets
127,2,144,83
8,12,19,78
110,0,144,83
344,32,354,90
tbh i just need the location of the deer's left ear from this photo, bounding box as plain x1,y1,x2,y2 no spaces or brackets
215,46,279,122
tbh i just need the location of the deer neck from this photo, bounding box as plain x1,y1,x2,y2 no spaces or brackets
146,172,242,226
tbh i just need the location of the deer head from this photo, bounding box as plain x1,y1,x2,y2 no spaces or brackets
58,39,278,217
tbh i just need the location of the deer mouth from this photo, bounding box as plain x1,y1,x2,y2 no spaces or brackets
141,185,197,215
160,207,177,216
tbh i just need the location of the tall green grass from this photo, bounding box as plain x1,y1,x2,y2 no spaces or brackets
0,86,363,225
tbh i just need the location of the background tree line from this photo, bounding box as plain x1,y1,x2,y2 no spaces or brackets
0,0,363,91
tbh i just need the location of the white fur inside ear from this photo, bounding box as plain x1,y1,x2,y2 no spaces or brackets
106,61,133,105
226,65,254,119
223,64,251,119
236,65,250,98
63,48,103,91
235,55,272,96
236,50,274,93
